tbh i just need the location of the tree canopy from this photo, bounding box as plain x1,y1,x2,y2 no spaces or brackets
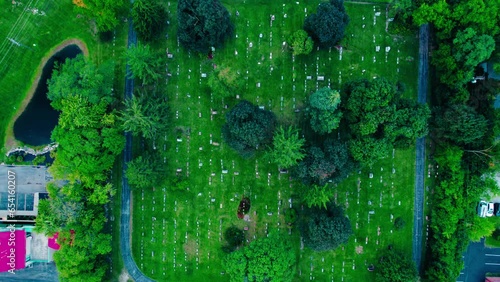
120,90,169,139
343,78,429,165
222,100,277,158
125,43,165,85
301,203,352,251
267,126,306,169
434,104,488,146
295,139,357,185
177,0,234,52
48,54,114,110
224,233,297,282
375,248,419,282
304,0,349,48
132,0,168,42
307,87,343,134
126,153,166,190
73,0,127,32
289,29,314,56
301,183,334,209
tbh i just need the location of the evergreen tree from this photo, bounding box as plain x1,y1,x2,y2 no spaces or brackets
222,100,277,158
304,0,349,48
301,203,352,251
307,87,342,134
132,0,168,42
177,0,234,52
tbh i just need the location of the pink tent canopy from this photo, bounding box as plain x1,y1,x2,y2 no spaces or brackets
48,232,60,250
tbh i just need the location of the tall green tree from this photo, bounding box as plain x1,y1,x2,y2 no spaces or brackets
177,0,234,52
125,43,165,85
126,153,166,190
304,0,349,48
301,203,352,251
222,100,277,158
74,0,127,32
224,233,297,282
307,87,343,134
375,248,419,282
289,29,314,56
121,91,169,139
301,183,333,209
267,126,306,169
132,0,168,42
453,28,495,69
295,140,356,185
434,104,488,145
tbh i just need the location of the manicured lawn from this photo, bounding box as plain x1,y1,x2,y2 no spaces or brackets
132,0,418,281
0,1,127,152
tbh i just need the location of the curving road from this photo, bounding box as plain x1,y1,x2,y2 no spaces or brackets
413,24,429,272
120,12,155,282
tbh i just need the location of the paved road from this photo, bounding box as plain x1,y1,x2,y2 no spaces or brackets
413,23,429,272
120,11,155,282
457,238,500,282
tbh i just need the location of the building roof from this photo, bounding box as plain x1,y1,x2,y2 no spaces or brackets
486,278,500,282
0,230,26,272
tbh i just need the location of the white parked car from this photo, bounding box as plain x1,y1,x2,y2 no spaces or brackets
487,202,494,217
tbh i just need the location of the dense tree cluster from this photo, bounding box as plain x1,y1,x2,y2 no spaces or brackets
343,78,430,165
406,1,500,280
301,203,352,251
177,0,234,52
304,0,349,48
295,139,356,185
222,100,277,158
36,55,124,280
224,233,296,282
375,248,419,282
132,0,168,42
413,0,500,88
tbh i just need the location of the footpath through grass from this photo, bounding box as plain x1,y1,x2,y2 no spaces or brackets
132,0,418,281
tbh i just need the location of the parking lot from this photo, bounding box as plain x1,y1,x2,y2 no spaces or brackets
457,238,500,282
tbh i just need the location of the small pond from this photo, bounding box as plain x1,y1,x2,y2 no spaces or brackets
13,44,82,146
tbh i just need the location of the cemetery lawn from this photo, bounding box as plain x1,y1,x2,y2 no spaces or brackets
0,1,127,152
132,0,419,281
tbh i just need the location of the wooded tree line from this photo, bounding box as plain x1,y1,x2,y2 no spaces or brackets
403,0,500,280
35,55,124,281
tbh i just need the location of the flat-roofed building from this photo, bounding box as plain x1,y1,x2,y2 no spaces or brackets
0,165,51,222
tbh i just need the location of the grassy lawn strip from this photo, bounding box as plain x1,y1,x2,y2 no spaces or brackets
131,0,418,281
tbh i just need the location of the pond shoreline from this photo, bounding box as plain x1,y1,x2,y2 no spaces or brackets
4,39,89,150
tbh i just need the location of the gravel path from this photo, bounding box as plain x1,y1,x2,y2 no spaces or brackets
413,23,429,272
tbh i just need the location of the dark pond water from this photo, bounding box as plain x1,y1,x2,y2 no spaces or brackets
13,44,82,146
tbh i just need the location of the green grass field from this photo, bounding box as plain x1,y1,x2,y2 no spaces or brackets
132,0,419,281
0,0,127,152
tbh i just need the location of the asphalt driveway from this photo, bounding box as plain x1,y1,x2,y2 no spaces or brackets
457,238,500,282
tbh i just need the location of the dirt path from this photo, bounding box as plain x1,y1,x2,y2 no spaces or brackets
4,38,89,150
